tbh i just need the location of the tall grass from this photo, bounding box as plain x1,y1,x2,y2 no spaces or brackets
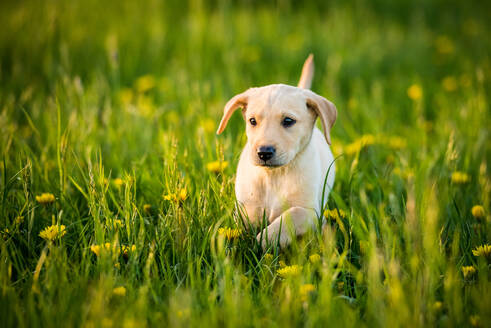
1,0,490,327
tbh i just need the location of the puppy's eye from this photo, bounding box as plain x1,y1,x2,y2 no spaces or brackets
282,117,296,127
249,118,257,126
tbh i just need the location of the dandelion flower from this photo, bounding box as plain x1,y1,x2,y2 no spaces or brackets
299,284,315,301
112,286,126,296
451,171,470,184
435,36,454,55
309,253,321,264
471,205,485,219
324,208,346,221
179,188,187,201
39,224,66,241
442,76,458,92
113,219,123,229
15,216,24,225
202,118,215,133
113,178,124,188
163,188,188,203
36,193,55,204
207,161,228,173
407,84,423,101
135,75,155,93
472,244,491,258
277,265,302,278
462,266,476,279
344,135,376,155
264,253,274,261
143,204,152,213
119,88,133,105
90,245,102,256
218,227,242,240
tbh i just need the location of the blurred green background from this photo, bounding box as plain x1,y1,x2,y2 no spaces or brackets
0,0,490,327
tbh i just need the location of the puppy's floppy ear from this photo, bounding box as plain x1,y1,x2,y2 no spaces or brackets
216,89,253,134
303,90,337,145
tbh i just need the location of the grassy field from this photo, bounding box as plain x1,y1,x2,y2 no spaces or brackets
1,0,490,327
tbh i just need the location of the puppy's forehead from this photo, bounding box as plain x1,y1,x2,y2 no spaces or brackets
248,84,306,114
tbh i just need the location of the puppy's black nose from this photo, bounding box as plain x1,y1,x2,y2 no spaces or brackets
257,146,275,161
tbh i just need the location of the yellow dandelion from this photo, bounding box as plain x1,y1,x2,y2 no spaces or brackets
135,74,155,93
218,227,242,241
299,284,315,301
39,224,66,241
324,208,346,221
442,76,458,92
471,205,485,220
113,178,124,188
207,161,229,173
15,216,24,225
143,204,152,213
451,171,470,184
387,136,407,150
469,315,480,327
113,219,123,229
433,301,443,311
264,253,274,261
309,253,321,264
119,88,133,105
435,35,454,55
344,134,376,155
407,84,423,101
112,286,126,296
277,265,302,278
179,188,187,201
462,266,476,279
163,188,187,203
202,118,215,133
472,244,491,258
36,193,55,204
90,244,101,256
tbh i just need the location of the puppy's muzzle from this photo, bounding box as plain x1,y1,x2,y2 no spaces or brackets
257,146,276,162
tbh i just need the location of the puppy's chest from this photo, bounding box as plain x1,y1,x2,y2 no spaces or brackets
236,170,312,222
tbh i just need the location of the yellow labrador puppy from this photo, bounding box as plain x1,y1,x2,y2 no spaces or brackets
217,55,337,248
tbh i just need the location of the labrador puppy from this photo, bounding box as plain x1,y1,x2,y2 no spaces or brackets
217,55,337,248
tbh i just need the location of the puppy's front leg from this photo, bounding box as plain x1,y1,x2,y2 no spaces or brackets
256,206,317,249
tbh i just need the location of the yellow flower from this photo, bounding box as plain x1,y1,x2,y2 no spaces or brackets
119,88,133,105
113,219,123,229
36,193,55,204
469,315,480,327
163,188,187,203
264,253,274,261
135,74,155,93
387,136,407,150
112,286,126,296
472,244,491,258
435,35,454,55
324,208,346,221
179,188,188,201
202,118,215,133
39,224,66,241
206,161,228,173
113,178,124,188
122,244,137,256
433,301,443,311
462,266,476,279
407,84,423,101
451,171,470,184
309,253,321,264
143,204,152,213
299,284,315,301
218,227,242,240
442,76,458,92
471,205,485,219
15,216,24,225
344,135,376,155
90,244,102,256
277,265,302,278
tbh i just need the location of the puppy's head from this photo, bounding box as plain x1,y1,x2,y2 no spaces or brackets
217,84,337,167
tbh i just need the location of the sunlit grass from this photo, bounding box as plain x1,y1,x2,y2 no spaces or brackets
0,0,490,327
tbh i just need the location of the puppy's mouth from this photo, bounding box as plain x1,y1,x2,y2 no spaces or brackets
257,161,283,168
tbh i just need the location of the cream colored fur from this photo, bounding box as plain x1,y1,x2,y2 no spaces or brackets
217,55,337,248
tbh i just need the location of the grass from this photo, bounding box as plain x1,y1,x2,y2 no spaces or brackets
1,0,490,327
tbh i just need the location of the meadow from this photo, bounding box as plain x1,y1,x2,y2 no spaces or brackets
1,0,490,327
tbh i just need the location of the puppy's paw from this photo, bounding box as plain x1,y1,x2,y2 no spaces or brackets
256,229,290,250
